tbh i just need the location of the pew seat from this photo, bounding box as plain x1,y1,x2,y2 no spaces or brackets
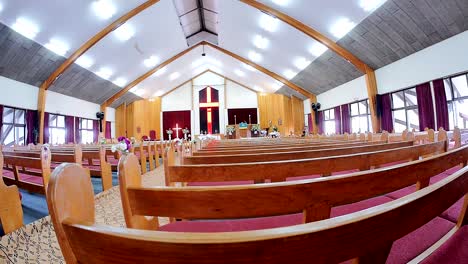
421,226,468,264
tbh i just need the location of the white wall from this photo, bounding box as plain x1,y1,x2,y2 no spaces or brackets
311,30,468,109
303,98,311,114
161,82,192,111
0,76,38,110
225,80,258,109
46,91,101,119
377,30,468,94
316,76,368,110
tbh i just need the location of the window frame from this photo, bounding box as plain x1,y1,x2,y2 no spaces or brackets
1,106,26,146
349,99,371,133
322,108,336,134
79,118,94,144
49,114,66,144
445,73,468,130
391,87,420,132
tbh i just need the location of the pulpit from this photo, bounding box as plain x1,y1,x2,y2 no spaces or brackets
234,123,253,138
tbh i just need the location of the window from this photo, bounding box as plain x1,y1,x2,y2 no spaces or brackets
323,109,336,134
391,88,419,133
350,99,371,133
49,114,66,144
445,74,468,130
79,118,94,144
1,107,26,147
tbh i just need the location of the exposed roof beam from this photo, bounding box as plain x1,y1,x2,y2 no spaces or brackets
240,0,370,73
197,0,207,33
203,42,313,98
40,0,160,91
103,41,314,106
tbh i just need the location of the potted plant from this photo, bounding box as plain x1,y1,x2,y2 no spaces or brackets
166,129,173,140
226,125,236,139
251,124,261,137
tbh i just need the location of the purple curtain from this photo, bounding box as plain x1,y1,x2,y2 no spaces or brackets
307,113,313,133
0,105,3,140
105,121,111,139
433,79,449,130
334,106,341,134
93,120,99,143
416,82,435,131
379,94,394,132
26,110,38,144
43,112,50,144
65,116,75,143
318,111,324,134
75,118,81,144
341,104,351,133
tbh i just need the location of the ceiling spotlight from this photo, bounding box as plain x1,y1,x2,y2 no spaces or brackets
254,85,264,92
259,13,279,32
359,0,387,12
96,67,113,80
248,51,262,62
330,17,356,39
283,69,297,79
92,0,117,20
169,72,180,81
143,55,159,68
154,67,167,77
243,63,256,71
293,57,311,70
309,42,328,57
114,23,135,41
45,38,70,56
253,35,269,49
12,17,40,39
75,55,94,68
234,69,245,77
201,45,206,56
113,77,127,87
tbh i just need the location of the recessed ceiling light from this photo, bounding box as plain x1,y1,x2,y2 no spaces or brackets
153,67,167,77
271,0,291,6
234,69,245,77
272,81,283,89
248,51,262,62
283,69,297,79
192,58,205,68
45,38,69,56
206,58,222,67
96,67,113,80
254,85,264,92
153,90,164,97
169,72,180,81
0,3,4,12
293,57,311,70
359,0,386,12
91,0,117,20
309,42,328,57
134,89,145,97
113,77,127,87
143,55,159,68
114,23,135,41
259,13,279,32
242,63,256,71
75,55,94,68
11,17,39,39
330,17,356,39
253,35,269,49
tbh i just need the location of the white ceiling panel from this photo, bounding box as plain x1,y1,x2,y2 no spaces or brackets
0,0,147,57
202,0,219,12
74,0,187,90
256,0,385,41
136,45,285,98
218,0,326,82
173,0,197,16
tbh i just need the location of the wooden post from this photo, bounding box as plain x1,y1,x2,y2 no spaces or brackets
37,88,47,144
365,66,381,133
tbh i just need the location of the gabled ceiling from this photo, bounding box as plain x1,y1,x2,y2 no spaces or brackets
0,0,467,108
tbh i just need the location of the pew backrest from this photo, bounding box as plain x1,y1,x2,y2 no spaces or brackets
0,151,23,234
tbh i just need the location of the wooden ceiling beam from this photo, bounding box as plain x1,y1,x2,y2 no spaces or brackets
104,40,314,107
240,0,370,73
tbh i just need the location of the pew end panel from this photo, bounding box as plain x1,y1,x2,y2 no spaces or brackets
0,151,23,235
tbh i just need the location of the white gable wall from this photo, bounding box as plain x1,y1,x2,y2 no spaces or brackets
161,82,192,111
225,80,258,109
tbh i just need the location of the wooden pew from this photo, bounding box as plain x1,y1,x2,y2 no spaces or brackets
82,146,112,191
184,141,413,164
46,162,468,263
122,146,468,226
192,140,388,156
133,143,148,174
166,141,448,185
0,150,23,234
1,145,51,194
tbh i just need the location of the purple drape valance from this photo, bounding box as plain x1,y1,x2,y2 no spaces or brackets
432,79,449,130
416,82,435,131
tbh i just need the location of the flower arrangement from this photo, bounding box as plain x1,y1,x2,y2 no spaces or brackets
111,136,132,154
251,124,261,132
166,129,173,135
272,125,278,132
182,128,190,134
99,137,107,145
226,125,236,135
130,137,136,144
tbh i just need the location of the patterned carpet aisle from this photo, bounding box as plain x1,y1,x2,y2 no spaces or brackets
0,166,168,264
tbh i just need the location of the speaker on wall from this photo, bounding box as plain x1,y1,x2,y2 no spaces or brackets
311,103,321,125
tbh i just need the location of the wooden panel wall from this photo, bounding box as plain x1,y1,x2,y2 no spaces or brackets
258,94,304,136
115,104,126,137
115,98,162,139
